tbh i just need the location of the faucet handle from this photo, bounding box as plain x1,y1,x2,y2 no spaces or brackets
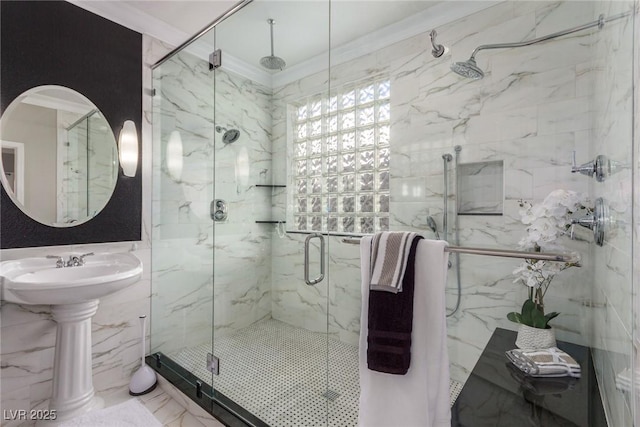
571,215,596,230
571,159,596,177
73,252,94,266
571,153,615,182
46,255,65,268
79,252,95,260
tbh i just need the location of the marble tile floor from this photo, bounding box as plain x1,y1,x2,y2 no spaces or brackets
100,383,223,427
171,318,464,427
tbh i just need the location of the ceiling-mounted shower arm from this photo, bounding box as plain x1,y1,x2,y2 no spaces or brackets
268,19,276,56
260,18,286,71
467,13,626,62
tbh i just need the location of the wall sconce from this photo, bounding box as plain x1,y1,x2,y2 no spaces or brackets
167,130,183,180
119,120,138,177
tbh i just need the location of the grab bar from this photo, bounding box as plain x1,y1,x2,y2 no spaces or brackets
304,233,325,285
340,237,580,264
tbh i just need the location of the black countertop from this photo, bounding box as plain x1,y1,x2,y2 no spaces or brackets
451,328,607,427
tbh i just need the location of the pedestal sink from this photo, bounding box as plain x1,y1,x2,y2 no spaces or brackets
0,252,143,423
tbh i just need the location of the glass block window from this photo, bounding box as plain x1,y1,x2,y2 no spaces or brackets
292,79,390,234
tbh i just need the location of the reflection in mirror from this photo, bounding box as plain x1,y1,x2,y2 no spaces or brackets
0,85,118,227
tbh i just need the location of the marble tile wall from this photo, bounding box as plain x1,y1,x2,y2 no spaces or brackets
271,1,599,386
589,1,638,426
150,48,273,355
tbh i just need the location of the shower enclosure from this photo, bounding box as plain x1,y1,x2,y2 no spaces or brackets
151,1,637,426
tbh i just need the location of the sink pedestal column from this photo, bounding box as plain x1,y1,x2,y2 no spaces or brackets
49,300,103,422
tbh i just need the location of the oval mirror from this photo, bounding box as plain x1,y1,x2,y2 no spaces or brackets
0,85,118,227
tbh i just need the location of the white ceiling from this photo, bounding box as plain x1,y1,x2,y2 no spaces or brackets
71,0,497,87
119,1,443,68
122,0,238,36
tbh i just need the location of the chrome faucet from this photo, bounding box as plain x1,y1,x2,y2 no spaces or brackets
47,253,94,268
66,253,95,267
46,255,66,268
570,198,608,246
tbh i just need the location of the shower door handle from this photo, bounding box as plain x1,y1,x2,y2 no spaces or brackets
304,233,325,286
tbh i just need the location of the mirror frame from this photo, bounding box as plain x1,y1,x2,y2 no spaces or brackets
0,0,142,249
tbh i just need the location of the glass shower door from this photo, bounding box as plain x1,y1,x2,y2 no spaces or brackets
210,3,332,425
150,41,216,399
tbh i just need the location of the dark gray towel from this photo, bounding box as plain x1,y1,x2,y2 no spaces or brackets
367,235,422,375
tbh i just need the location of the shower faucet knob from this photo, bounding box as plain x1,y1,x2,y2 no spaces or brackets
571,154,613,182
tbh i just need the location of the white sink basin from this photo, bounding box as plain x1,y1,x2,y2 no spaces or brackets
0,252,142,305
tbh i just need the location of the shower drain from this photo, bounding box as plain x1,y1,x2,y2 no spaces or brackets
322,390,341,401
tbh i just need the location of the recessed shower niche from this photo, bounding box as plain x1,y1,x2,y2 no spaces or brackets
457,160,504,215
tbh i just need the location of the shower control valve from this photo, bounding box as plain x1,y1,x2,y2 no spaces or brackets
570,197,609,246
571,153,616,182
211,199,228,222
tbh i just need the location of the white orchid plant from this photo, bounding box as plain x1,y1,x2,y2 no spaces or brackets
508,190,590,329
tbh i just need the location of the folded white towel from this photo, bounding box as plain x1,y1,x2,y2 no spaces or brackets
359,236,451,427
369,231,417,293
506,347,581,378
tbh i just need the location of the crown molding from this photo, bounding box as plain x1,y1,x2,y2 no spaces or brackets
69,0,273,86
70,0,499,89
272,1,500,88
69,0,190,48
221,54,274,88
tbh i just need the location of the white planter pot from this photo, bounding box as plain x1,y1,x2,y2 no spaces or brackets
515,324,557,350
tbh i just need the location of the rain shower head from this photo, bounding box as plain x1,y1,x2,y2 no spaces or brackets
450,57,484,80
260,55,286,71
260,19,286,71
216,126,240,144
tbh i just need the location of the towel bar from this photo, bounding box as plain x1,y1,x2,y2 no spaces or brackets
340,237,580,264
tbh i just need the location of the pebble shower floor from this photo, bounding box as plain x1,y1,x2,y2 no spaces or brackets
172,318,463,426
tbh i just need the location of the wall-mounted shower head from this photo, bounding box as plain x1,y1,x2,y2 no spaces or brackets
216,126,240,144
450,57,484,80
260,19,286,71
450,13,629,81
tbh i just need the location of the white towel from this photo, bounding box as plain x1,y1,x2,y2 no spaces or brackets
359,236,451,427
369,231,417,293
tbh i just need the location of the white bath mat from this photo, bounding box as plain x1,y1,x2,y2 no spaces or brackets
58,399,162,427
